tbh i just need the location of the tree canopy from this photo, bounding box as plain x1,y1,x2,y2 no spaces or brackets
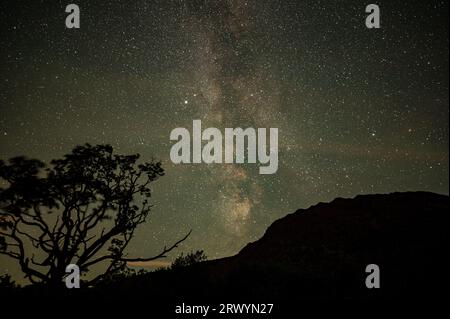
0,144,190,287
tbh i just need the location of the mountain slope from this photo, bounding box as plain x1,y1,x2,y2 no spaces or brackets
217,191,449,298
17,191,448,301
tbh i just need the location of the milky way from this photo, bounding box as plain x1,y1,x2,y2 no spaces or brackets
0,0,448,279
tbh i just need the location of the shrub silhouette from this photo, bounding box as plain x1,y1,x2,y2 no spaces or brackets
0,144,190,287
0,273,17,289
171,250,207,269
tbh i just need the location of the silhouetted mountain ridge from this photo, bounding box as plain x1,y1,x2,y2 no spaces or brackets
167,191,446,299
237,191,447,262
8,191,448,302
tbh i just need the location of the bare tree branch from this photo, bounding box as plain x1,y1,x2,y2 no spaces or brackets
81,230,191,270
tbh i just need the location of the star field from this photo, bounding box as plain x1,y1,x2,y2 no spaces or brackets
0,0,448,278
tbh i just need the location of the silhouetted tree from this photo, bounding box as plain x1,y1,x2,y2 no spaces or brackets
0,144,190,287
171,250,207,269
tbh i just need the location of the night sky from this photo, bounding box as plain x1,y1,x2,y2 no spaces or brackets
0,0,448,279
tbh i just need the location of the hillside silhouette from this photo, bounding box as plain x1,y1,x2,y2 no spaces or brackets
3,191,448,304
89,192,448,300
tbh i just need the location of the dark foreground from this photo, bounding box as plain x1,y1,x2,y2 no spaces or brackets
2,192,448,313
